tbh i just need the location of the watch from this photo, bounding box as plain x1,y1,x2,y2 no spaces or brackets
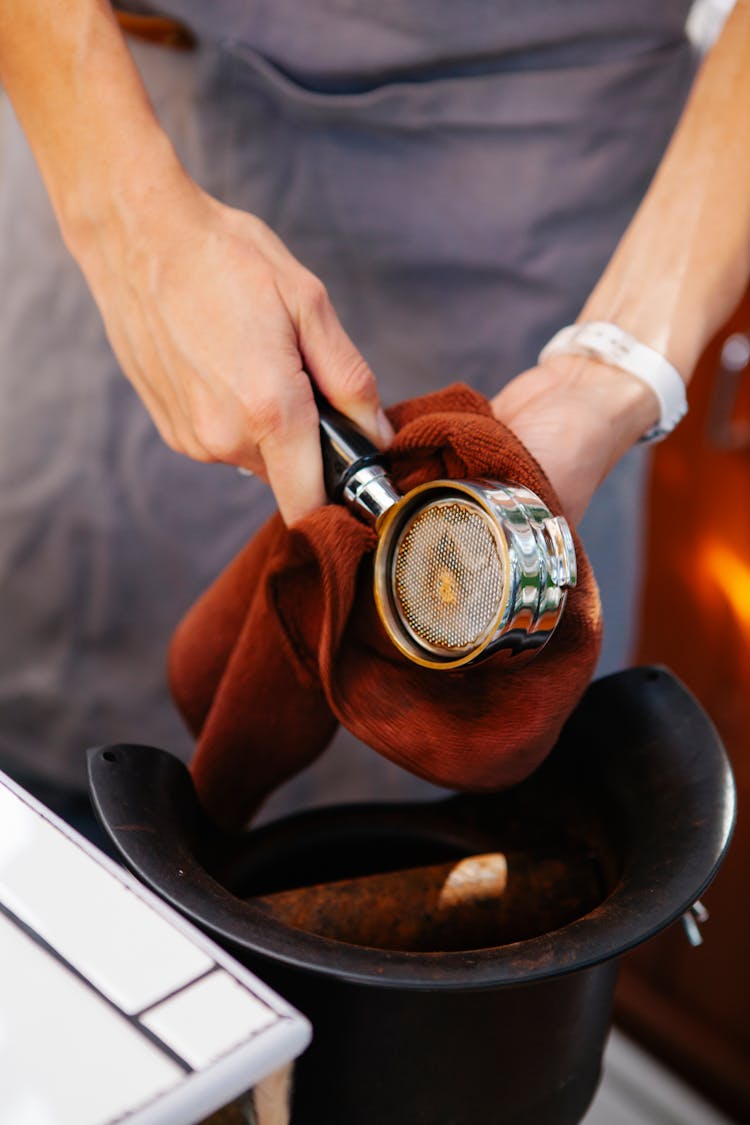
538,321,688,442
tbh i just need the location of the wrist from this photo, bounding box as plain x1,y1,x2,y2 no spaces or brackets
0,0,188,263
491,353,659,526
537,352,661,460
539,321,688,443
59,127,188,265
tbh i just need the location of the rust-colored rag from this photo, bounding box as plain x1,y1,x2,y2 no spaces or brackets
170,384,602,830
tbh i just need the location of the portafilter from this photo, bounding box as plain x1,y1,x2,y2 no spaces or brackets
318,402,576,670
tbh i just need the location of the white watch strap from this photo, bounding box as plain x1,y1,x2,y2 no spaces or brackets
538,321,688,443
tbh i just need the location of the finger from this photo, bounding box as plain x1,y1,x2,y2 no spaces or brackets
254,371,327,525
293,276,394,449
105,318,190,455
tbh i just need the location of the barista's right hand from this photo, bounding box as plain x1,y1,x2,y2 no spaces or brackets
0,1,392,525
73,168,393,526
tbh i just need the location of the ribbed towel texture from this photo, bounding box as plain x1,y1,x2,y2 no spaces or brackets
170,385,602,829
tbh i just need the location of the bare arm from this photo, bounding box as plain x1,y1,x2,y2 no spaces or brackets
492,1,750,524
3,3,747,528
0,0,393,525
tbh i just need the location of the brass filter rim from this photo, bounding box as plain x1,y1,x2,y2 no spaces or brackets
373,481,512,670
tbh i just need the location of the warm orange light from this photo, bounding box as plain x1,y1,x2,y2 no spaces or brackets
701,539,750,633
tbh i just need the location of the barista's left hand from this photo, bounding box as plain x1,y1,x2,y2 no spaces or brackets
490,353,659,526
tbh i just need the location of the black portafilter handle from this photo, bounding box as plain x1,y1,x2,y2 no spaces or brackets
317,397,382,497
316,394,400,524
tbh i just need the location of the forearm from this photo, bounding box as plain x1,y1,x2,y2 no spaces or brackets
580,0,750,378
0,2,390,524
495,4,750,524
0,0,183,252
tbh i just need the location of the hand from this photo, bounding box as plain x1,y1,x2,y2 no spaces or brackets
72,169,393,525
490,355,660,526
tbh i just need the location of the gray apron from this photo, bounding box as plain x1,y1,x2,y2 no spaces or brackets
0,4,695,818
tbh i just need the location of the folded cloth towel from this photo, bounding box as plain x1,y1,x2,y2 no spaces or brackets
170,384,602,830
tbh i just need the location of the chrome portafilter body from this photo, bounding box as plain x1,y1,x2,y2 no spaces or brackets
372,478,575,669
319,405,576,670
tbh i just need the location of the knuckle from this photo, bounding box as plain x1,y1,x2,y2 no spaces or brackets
338,354,377,404
160,424,213,464
299,272,329,313
250,270,283,313
253,382,319,451
251,394,290,449
187,444,214,465
192,416,242,463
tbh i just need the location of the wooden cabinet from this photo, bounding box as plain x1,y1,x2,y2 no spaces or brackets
615,293,750,1122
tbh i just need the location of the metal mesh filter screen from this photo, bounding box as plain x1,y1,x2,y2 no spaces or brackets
392,501,505,654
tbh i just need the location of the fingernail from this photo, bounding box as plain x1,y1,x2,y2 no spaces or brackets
376,407,395,447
